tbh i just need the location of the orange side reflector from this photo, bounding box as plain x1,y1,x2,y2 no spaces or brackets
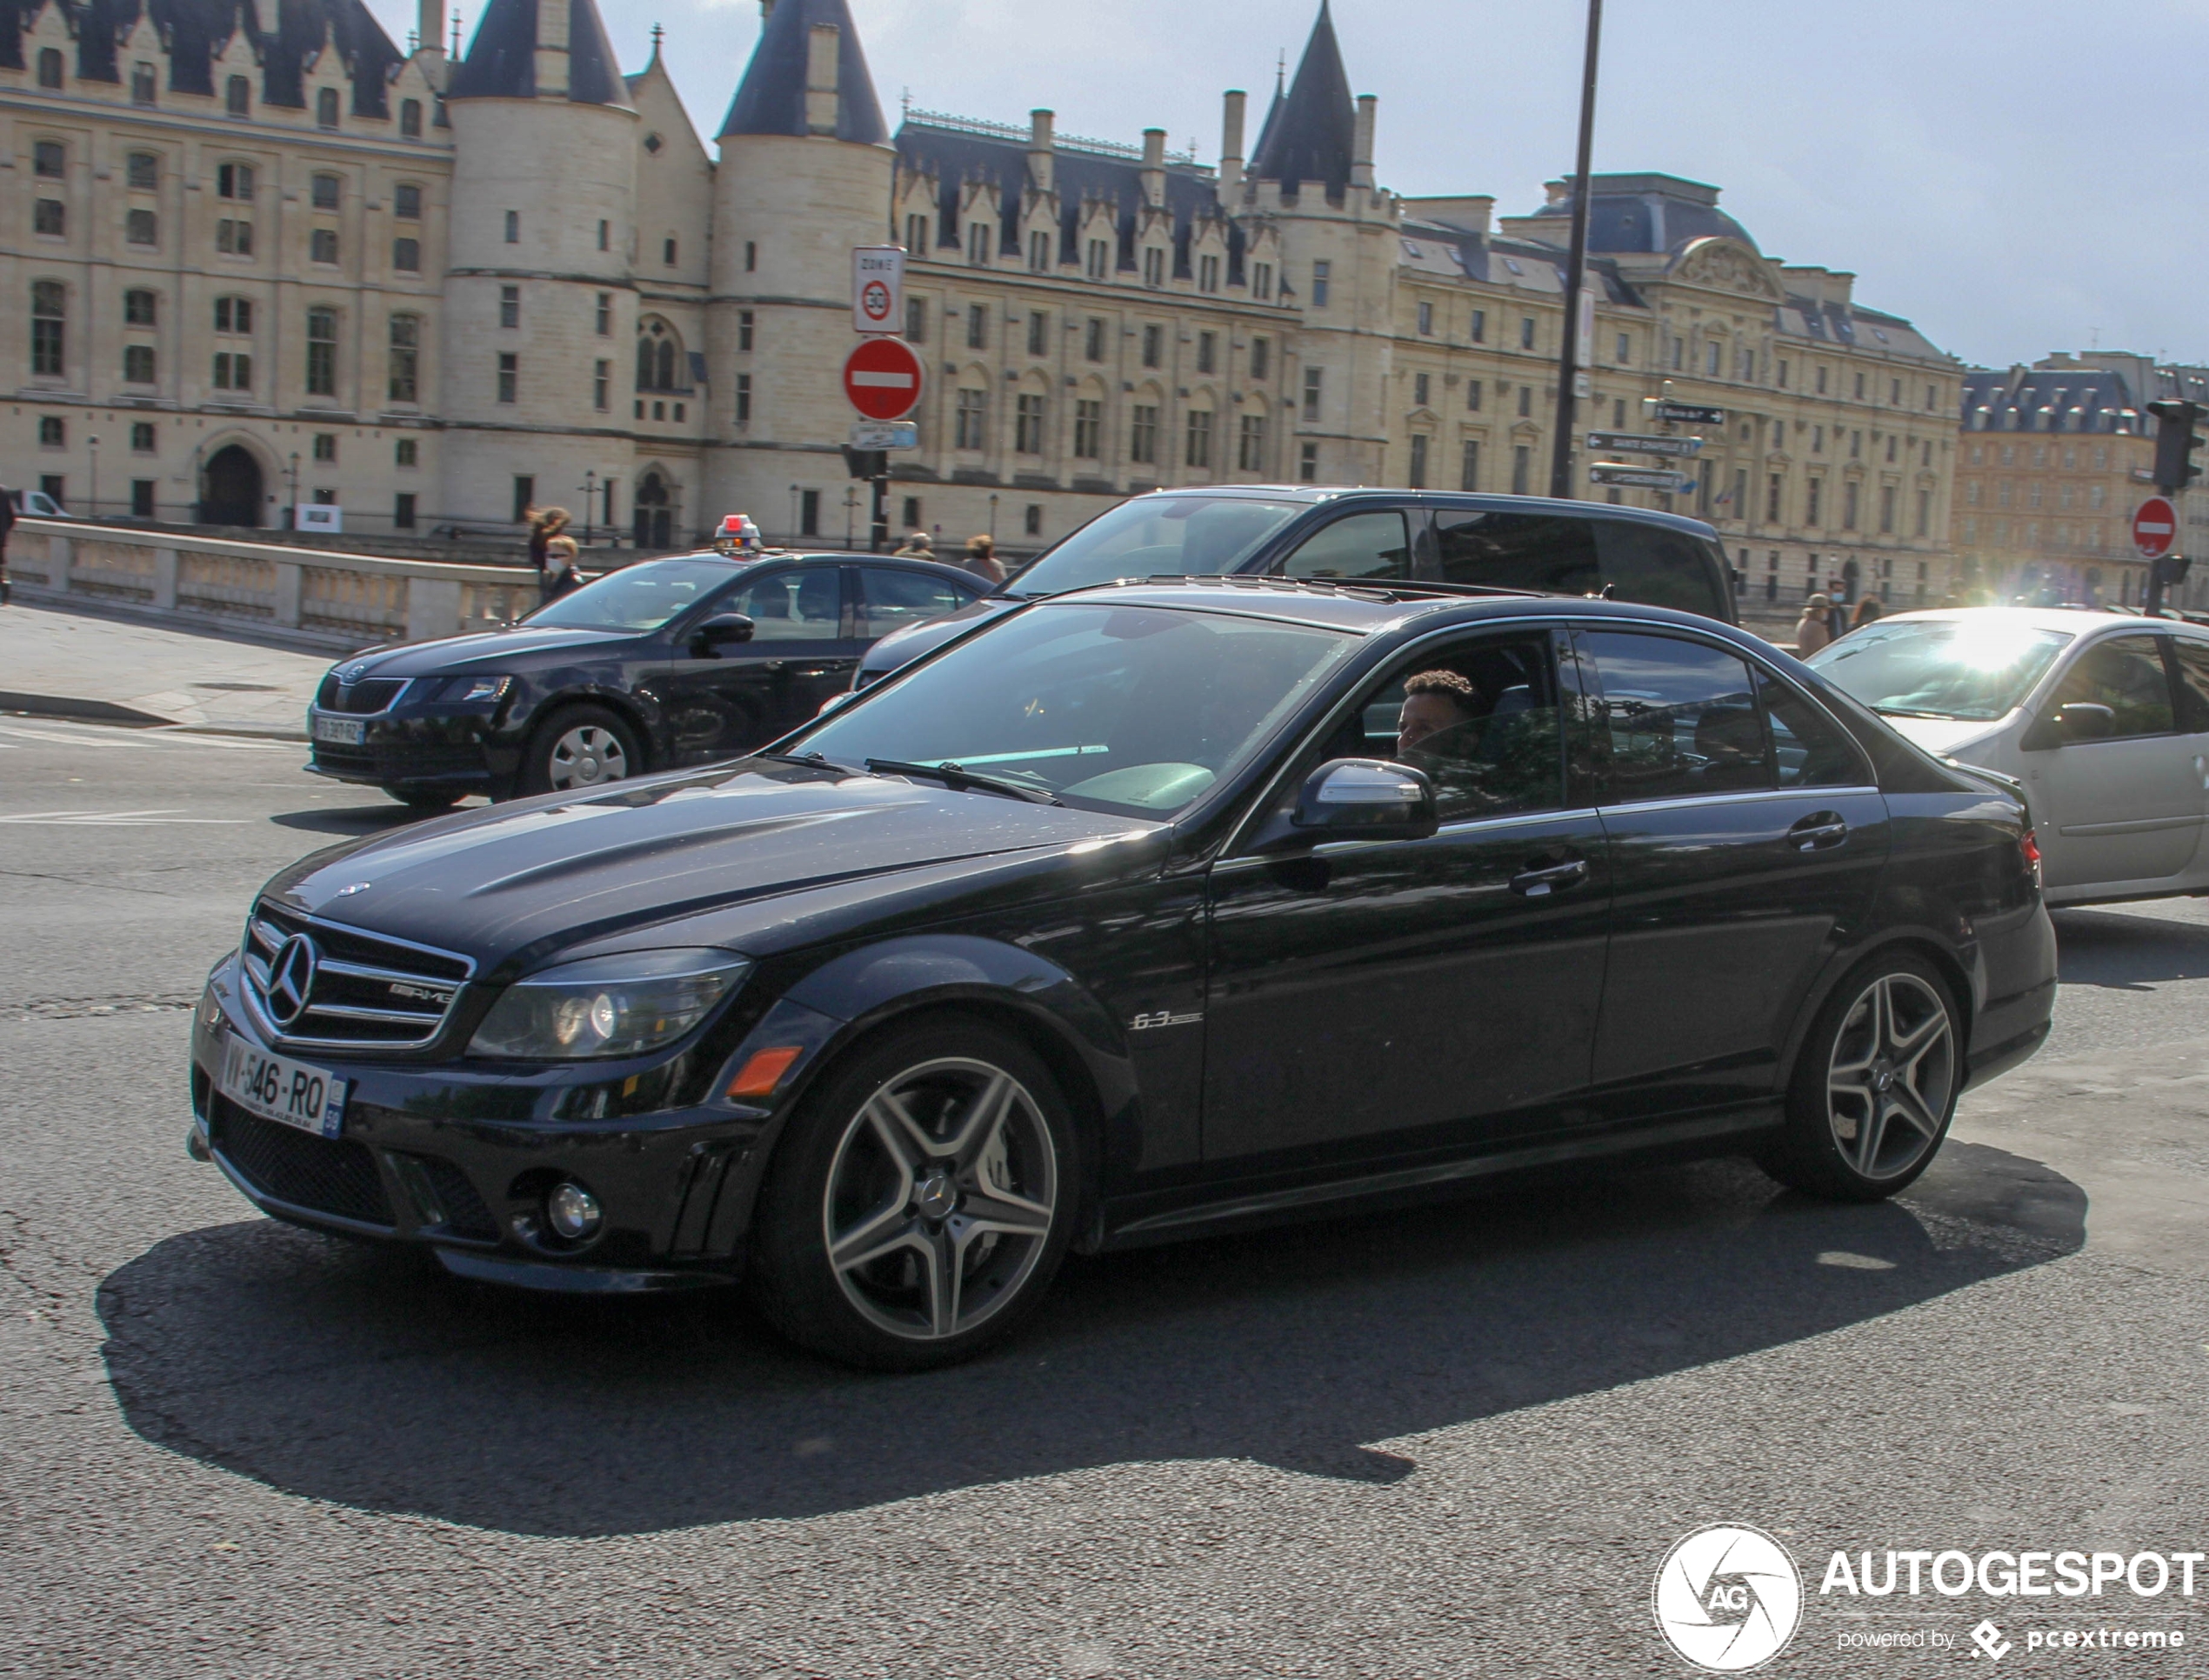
727,1046,804,1100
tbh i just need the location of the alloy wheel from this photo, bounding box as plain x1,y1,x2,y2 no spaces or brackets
545,724,629,790
821,1056,1058,1342
1825,972,1956,1182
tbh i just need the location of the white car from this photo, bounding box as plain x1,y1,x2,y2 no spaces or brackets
1809,608,2209,907
14,489,69,518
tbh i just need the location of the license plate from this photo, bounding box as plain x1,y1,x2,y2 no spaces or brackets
311,713,365,745
218,1034,347,1137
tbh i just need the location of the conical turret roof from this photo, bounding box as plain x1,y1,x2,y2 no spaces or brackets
448,0,631,105
717,0,886,143
1248,0,1354,194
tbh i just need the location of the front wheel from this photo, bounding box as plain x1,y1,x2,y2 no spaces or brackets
747,1015,1078,1370
1761,951,1961,1201
517,704,639,797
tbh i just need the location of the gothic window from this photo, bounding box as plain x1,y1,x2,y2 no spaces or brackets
316,88,340,129
131,63,157,106
38,48,63,88
635,320,682,392
400,98,421,136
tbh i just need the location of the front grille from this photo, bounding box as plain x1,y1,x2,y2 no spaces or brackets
394,1152,500,1240
316,676,410,714
241,901,473,1050
211,1097,394,1226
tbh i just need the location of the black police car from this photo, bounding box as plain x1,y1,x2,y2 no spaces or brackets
196,576,2054,1370
305,551,988,808
851,484,1739,688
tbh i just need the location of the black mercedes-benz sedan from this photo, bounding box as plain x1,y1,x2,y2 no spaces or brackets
195,580,2055,1370
305,551,987,809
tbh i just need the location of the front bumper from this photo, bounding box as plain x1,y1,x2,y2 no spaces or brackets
188,956,829,1291
305,702,522,792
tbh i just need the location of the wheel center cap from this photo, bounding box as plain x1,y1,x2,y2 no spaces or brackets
914,1171,959,1221
1872,1062,1896,1093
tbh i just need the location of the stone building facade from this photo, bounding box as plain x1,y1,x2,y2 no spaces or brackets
3,0,1965,576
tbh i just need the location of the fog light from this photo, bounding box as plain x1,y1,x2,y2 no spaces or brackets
545,1180,603,1242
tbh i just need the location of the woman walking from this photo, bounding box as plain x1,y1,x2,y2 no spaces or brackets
961,533,1006,587
526,506,571,598
1846,595,1885,635
1793,591,1836,657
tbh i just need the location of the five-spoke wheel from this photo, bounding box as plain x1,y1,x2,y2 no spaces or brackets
749,1017,1077,1369
1765,950,1960,1200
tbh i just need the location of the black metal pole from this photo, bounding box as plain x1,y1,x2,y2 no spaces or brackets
1548,0,1604,500
870,470,889,553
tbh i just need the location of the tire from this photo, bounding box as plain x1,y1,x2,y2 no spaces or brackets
385,787,463,814
747,1013,1078,1371
518,704,640,797
1760,950,1962,1201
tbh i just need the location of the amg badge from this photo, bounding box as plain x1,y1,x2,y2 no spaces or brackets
1128,1010,1203,1031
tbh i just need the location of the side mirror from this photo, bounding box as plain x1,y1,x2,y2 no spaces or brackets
688,612,755,657
1292,758,1438,840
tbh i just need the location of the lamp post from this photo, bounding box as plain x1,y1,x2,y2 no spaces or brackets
787,483,799,546
844,484,859,550
287,451,301,529
1547,0,1604,501
580,470,597,545
988,492,999,542
87,433,101,521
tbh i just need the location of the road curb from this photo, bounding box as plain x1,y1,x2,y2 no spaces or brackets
0,690,307,741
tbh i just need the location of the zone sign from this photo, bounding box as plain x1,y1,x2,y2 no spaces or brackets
852,246,905,335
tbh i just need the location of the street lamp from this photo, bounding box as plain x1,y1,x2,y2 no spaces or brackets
87,433,101,522
787,483,800,545
843,484,859,550
1547,0,1604,501
988,492,999,541
287,451,301,529
580,470,597,545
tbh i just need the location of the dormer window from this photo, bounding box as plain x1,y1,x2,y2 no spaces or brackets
967,223,991,267
131,63,157,106
317,88,340,129
400,98,423,137
227,76,250,117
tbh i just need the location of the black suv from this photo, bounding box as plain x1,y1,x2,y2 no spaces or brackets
853,486,1736,687
305,552,988,808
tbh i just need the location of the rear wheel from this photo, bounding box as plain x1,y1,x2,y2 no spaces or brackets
1762,950,1960,1201
747,1015,1077,1370
518,704,639,797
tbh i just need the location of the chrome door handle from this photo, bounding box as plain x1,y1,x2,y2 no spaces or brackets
763,659,786,672
1511,857,1588,897
1788,812,1850,850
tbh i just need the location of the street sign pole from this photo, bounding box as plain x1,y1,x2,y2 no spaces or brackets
1547,0,1604,501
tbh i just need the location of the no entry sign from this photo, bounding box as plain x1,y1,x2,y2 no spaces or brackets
2134,496,2179,560
843,337,924,422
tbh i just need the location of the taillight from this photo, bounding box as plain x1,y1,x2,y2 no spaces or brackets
2020,828,2042,883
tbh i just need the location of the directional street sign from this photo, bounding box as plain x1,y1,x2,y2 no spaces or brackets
851,246,905,335
2134,496,2179,560
1651,400,1725,426
850,420,919,450
842,337,924,421
1590,463,1692,493
1585,430,1704,457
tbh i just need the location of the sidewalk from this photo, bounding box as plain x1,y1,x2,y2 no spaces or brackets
0,600,329,737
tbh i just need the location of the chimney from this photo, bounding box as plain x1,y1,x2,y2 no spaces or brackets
1400,195,1494,235
533,0,569,97
417,0,443,69
1028,109,1055,197
1351,94,1376,190
1218,90,1245,202
804,23,840,136
1140,127,1165,208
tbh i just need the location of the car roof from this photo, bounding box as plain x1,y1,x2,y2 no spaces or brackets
1134,483,1721,541
1863,606,2205,637
640,550,983,584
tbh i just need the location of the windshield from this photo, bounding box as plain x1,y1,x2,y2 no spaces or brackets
1009,497,1307,597
522,557,740,632
793,603,1357,817
1808,619,2073,721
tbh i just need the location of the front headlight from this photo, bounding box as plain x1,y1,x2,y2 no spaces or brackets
433,675,513,703
468,950,751,1060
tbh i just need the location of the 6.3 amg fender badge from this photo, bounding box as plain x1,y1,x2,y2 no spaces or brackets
1127,1010,1202,1031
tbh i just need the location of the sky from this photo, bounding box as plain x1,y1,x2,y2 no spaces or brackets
370,0,2209,370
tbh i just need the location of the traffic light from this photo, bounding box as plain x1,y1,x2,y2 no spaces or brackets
839,445,887,481
2148,399,2205,494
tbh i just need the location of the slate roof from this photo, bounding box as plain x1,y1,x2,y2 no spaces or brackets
1247,0,1354,197
447,0,629,106
717,0,884,143
1962,366,2142,434
1530,172,1759,257
1,0,403,115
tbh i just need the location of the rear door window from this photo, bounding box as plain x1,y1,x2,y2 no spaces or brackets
853,566,971,642
1757,670,1870,787
2049,634,2175,738
1578,630,1772,803
1431,509,1599,596
1279,510,1411,580
719,566,846,643
1592,522,1729,618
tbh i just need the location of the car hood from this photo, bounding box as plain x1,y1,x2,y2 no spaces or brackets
1876,714,2012,760
337,626,635,678
860,597,1023,675
264,761,1163,975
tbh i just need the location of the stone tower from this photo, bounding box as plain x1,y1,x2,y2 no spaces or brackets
1240,1,1398,485
704,0,894,532
442,0,639,529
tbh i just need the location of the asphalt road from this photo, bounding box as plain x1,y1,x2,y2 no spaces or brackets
6,715,2209,1678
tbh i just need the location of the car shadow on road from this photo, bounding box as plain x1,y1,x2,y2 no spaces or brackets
97,1142,2081,1537
269,803,457,836
2052,905,2209,990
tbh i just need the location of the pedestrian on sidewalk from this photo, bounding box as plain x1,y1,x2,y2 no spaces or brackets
892,530,934,559
542,535,585,603
1846,595,1885,635
1793,592,1836,656
525,505,571,590
961,533,1006,586
0,483,15,605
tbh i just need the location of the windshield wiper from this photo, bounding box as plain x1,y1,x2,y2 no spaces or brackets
864,758,1063,805
757,749,861,772
1872,706,1970,720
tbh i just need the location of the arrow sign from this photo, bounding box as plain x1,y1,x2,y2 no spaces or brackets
1585,430,1704,457
850,420,919,450
1590,463,1692,493
1652,400,1725,426
843,337,924,422
2134,496,2179,560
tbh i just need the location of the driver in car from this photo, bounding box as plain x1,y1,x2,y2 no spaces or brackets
1396,669,1483,760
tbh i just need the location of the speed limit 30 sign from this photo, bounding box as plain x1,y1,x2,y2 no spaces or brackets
852,246,904,335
